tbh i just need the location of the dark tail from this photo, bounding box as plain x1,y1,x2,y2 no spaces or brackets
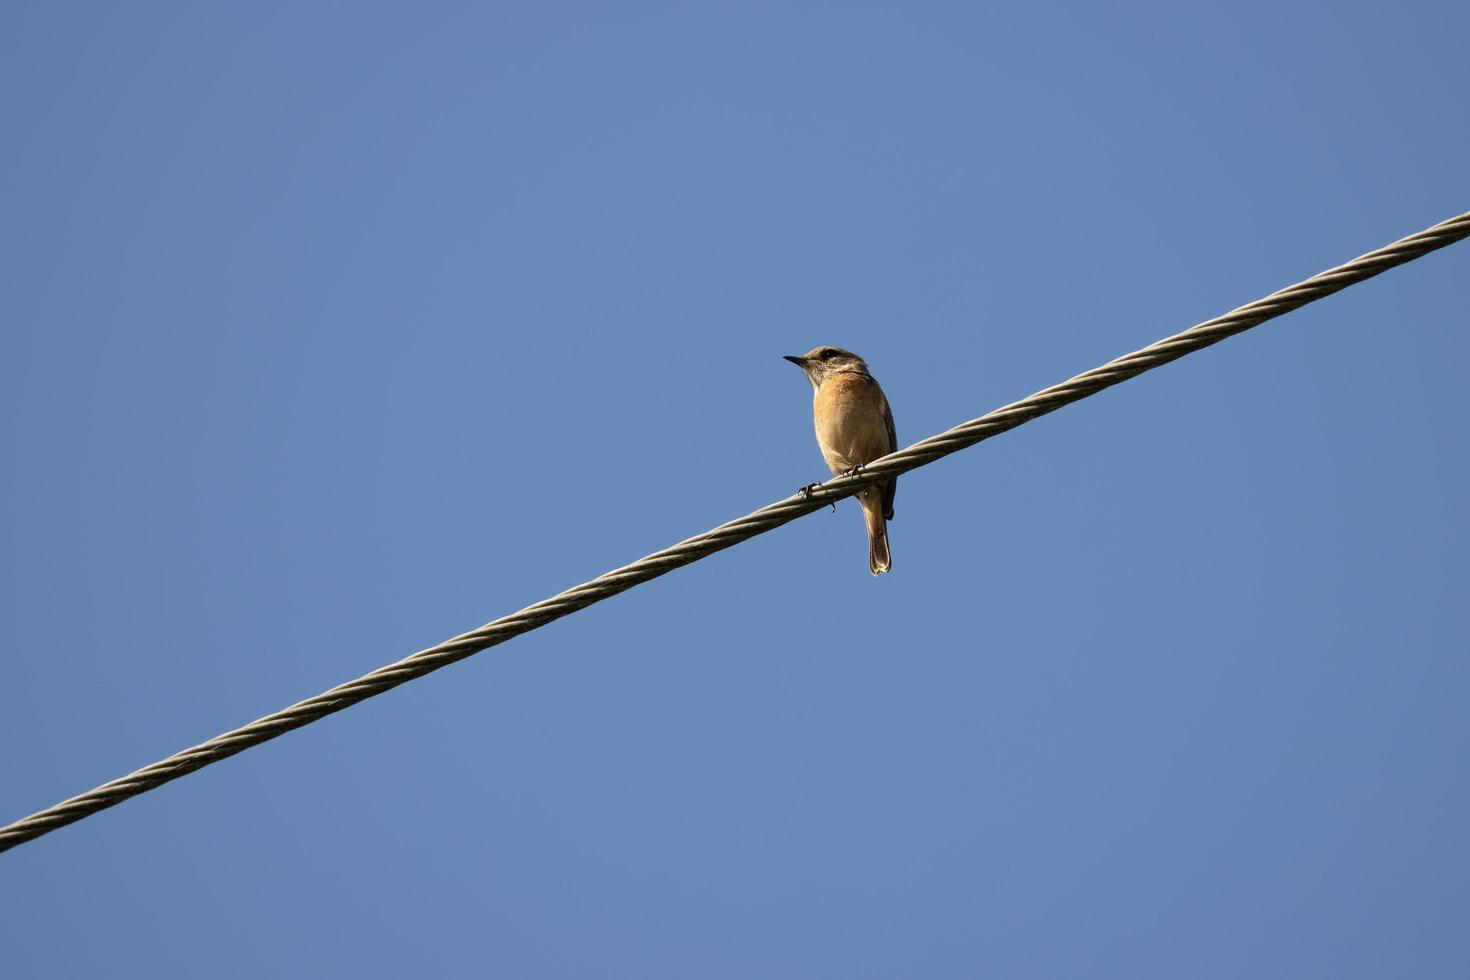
861,490,891,575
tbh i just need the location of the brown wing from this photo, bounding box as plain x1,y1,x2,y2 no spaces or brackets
881,394,897,520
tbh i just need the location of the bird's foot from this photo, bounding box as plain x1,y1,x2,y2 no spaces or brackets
798,482,837,512
841,464,866,479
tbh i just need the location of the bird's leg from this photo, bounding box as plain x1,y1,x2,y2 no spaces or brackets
840,463,866,479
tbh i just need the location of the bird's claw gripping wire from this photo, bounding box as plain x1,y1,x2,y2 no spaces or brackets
798,482,837,512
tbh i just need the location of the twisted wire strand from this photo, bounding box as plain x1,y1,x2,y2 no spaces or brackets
4,211,1467,854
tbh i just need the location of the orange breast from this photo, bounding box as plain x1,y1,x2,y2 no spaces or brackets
813,373,891,475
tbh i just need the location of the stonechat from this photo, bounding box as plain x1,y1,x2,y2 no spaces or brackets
784,346,897,575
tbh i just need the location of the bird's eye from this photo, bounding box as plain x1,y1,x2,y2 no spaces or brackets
819,349,837,360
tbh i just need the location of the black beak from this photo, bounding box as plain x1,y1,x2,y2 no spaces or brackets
783,355,807,367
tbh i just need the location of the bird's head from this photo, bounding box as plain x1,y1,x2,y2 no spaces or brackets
783,346,870,391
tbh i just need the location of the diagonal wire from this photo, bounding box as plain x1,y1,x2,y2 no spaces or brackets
3,210,1467,855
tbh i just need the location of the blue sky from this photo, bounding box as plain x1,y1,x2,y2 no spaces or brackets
3,2,1467,977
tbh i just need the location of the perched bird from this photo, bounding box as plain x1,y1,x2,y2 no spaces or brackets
784,346,898,575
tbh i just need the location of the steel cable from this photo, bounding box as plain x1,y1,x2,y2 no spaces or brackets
3,210,1467,854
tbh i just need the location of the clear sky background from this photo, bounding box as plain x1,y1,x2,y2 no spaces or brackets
3,3,1467,977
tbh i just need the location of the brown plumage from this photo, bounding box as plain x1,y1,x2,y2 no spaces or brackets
784,346,897,575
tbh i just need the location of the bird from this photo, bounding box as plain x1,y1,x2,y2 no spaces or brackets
784,346,897,575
